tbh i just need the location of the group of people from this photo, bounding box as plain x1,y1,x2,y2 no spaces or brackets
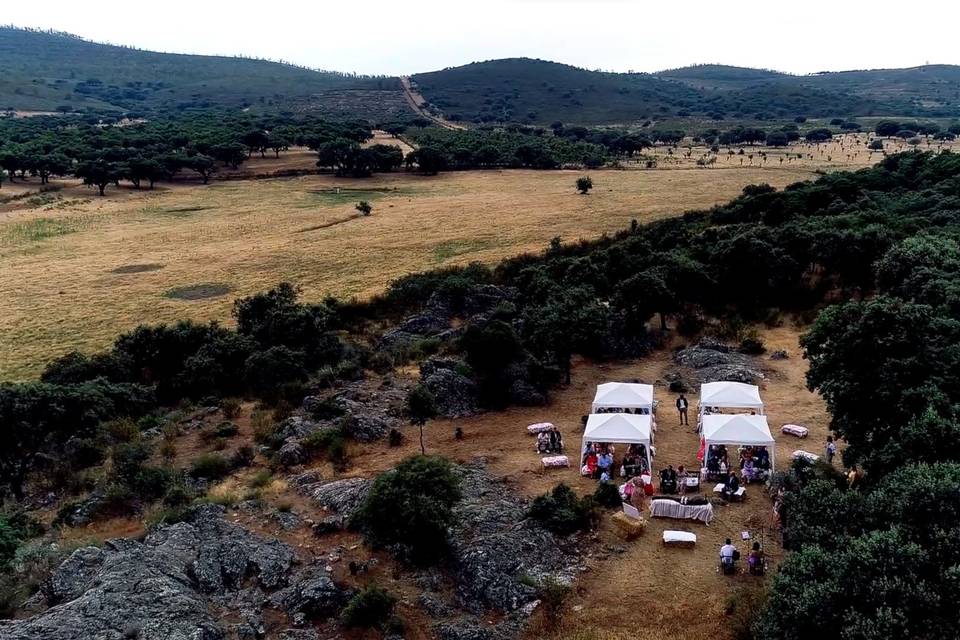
705,444,771,483
536,426,564,454
620,444,650,478
719,538,765,576
580,442,616,481
595,406,651,415
658,464,694,494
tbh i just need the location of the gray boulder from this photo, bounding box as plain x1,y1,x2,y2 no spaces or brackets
292,475,372,517
277,440,308,468
423,368,480,418
271,571,349,619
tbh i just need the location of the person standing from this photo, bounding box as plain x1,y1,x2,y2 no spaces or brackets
826,436,837,464
677,393,689,425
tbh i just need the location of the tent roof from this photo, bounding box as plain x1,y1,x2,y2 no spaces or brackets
702,414,774,446
700,381,763,409
583,413,651,444
592,382,654,409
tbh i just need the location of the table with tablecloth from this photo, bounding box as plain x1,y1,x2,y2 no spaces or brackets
649,498,714,524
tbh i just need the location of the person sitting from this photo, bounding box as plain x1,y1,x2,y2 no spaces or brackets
537,431,551,453
659,464,678,494
596,451,614,479
548,427,563,453
755,447,770,470
719,538,739,574
742,458,757,483
581,450,598,477
622,453,639,478
748,542,765,576
719,458,729,482
721,470,741,501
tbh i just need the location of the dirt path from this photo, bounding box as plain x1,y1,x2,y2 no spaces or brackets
365,129,416,154
400,76,465,130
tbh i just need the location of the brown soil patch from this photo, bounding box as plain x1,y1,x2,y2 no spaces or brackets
109,263,165,274
163,282,233,301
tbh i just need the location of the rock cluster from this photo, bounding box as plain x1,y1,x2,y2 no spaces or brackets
291,473,372,517
0,505,351,640
672,338,766,384
447,463,579,614
420,357,480,417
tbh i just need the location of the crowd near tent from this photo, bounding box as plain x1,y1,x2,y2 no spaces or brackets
581,412,653,470
701,414,776,472
698,381,764,415
591,382,654,414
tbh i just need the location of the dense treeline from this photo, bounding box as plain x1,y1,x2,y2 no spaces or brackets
0,112,374,194
753,233,960,638
404,126,609,171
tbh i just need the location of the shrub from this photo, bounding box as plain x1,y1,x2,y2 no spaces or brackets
575,176,593,194
593,482,624,508
341,585,397,629
188,453,231,480
130,466,172,501
248,470,273,489
111,441,151,481
388,428,404,447
303,428,348,470
529,484,594,535
353,455,461,565
220,398,242,419
538,576,571,629
230,445,256,469
201,421,240,443
738,334,766,355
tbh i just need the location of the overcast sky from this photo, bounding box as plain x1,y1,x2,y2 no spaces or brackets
6,1,959,76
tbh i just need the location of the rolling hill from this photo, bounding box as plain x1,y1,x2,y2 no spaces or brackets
0,27,409,120
413,59,960,125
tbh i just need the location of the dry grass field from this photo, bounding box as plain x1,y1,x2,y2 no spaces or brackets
0,163,819,380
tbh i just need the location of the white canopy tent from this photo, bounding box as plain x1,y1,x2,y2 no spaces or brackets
581,413,653,471
591,382,655,414
701,414,776,472
699,381,764,415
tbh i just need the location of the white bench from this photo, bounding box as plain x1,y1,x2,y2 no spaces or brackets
527,422,554,435
663,530,697,546
541,455,569,469
713,484,746,500
793,450,820,463
782,424,809,438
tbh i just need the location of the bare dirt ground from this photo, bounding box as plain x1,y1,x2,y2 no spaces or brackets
0,164,815,379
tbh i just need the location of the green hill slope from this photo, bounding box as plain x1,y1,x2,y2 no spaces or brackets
414,58,960,125
0,27,407,119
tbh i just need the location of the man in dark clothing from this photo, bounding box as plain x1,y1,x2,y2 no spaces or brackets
676,394,689,425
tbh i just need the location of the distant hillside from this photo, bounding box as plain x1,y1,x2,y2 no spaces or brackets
411,58,704,125
0,27,409,119
414,58,960,125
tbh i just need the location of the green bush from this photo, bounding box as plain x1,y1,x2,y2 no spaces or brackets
738,335,766,355
353,455,461,565
188,453,232,480
303,428,348,470
529,484,594,535
593,482,624,508
341,586,397,629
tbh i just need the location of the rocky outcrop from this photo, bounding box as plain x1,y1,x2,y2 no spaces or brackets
0,505,303,640
448,464,579,614
291,473,372,518
420,357,479,418
672,339,765,384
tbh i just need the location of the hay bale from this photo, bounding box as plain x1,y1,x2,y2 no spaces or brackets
611,511,646,540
